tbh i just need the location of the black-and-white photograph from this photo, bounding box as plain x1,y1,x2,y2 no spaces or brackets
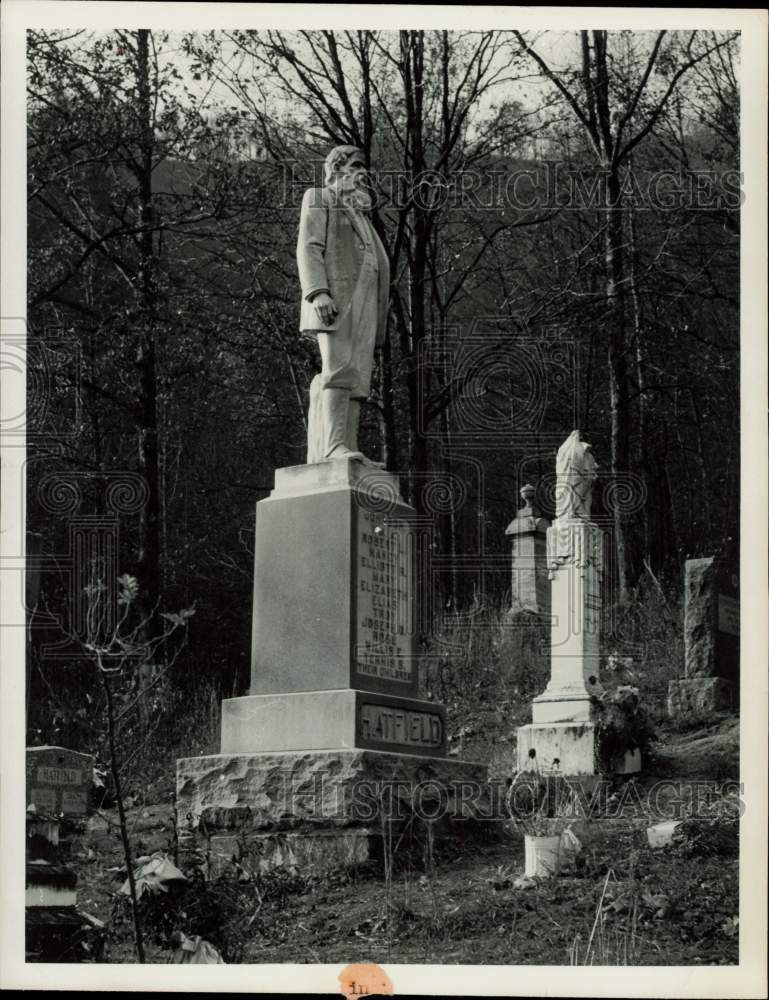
1,3,766,995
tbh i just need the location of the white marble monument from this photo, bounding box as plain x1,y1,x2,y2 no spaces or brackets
517,432,605,774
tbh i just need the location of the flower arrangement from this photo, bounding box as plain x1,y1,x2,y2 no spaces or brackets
590,684,657,772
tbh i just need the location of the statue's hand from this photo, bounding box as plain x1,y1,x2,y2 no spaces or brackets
312,292,338,327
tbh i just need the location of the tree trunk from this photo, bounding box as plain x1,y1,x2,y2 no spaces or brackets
379,333,398,471
627,204,650,567
103,672,145,962
134,29,162,722
605,170,631,603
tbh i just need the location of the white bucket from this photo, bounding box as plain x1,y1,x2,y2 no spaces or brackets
524,834,561,877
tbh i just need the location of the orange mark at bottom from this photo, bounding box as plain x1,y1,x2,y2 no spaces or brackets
338,961,394,998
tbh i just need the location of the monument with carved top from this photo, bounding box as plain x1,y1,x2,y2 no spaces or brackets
516,431,640,775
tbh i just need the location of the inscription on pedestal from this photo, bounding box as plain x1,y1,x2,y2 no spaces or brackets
354,507,416,687
221,690,447,757
358,702,443,749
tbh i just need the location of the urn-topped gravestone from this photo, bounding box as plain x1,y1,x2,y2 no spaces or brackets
505,483,550,618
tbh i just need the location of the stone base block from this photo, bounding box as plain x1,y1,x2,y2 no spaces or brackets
221,689,446,757
176,748,493,873
516,724,642,776
531,688,594,724
516,722,597,775
667,677,735,717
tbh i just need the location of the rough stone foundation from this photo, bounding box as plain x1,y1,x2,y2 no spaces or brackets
176,749,497,873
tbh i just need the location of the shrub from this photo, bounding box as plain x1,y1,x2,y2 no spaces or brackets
602,571,684,720
672,789,741,858
110,864,311,962
672,817,739,858
591,685,657,772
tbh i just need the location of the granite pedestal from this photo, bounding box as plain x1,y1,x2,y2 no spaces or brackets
177,459,488,870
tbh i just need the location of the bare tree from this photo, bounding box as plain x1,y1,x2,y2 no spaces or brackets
77,569,194,962
190,30,548,503
512,28,738,600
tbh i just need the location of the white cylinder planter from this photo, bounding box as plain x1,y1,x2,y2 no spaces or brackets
524,834,561,877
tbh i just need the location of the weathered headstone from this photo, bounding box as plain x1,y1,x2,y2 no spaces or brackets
668,555,739,716
505,483,551,617
26,746,93,817
177,458,486,872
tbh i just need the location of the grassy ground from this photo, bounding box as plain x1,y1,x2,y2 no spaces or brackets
67,716,739,966
46,587,738,966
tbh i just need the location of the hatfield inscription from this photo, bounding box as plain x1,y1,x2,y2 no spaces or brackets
358,702,443,749
355,507,415,685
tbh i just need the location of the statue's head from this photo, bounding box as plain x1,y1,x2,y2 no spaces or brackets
324,145,372,208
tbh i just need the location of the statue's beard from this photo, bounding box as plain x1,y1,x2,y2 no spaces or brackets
332,174,372,211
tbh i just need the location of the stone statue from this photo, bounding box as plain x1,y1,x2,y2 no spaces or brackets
554,430,598,520
297,145,390,464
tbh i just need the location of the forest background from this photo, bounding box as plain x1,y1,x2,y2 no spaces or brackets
24,28,740,780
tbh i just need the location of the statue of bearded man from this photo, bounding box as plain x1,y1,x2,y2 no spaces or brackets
554,430,599,520
296,145,390,464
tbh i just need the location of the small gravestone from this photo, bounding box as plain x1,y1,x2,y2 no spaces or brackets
668,555,739,716
26,747,101,961
26,746,94,817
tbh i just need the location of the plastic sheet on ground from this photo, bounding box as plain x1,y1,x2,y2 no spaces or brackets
170,933,224,964
120,852,187,898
